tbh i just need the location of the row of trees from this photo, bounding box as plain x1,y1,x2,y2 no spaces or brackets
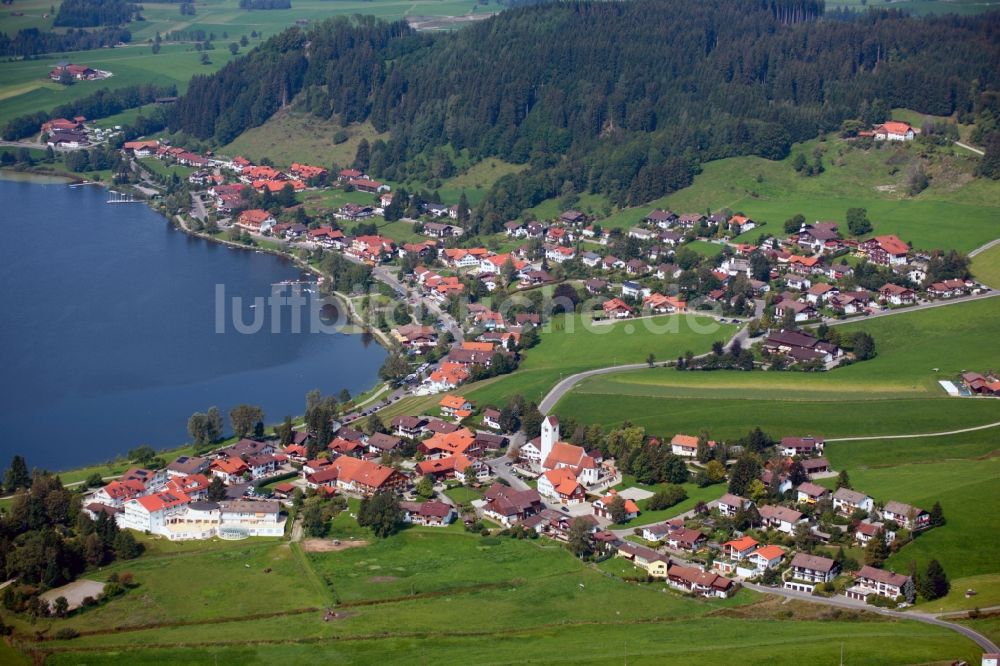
0,26,131,56
54,0,136,27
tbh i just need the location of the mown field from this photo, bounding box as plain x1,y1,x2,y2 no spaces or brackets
595,135,1000,253
554,296,1000,439
0,43,244,126
464,312,737,409
0,0,489,128
972,242,1000,288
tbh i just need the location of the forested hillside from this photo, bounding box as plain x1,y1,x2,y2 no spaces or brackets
170,0,1000,231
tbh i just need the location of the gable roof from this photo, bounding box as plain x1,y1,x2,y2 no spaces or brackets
790,552,836,572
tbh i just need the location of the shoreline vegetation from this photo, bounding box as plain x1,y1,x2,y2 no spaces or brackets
0,168,391,482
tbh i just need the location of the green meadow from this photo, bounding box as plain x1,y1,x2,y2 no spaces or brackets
554,296,1000,439
19,523,984,665
461,312,737,409
596,136,1000,253
972,242,1000,288
0,43,244,126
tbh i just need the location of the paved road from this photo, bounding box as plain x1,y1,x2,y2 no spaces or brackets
744,583,1000,653
824,290,999,327
826,419,1000,442
538,322,747,414
970,237,1000,258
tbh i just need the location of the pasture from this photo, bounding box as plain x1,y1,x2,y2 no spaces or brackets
595,136,1000,253
553,296,1000,440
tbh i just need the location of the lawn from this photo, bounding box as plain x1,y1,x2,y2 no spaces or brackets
593,136,1000,253
443,485,482,506
553,297,1000,439
610,480,725,528
438,158,526,205
972,242,1000,288
458,312,737,409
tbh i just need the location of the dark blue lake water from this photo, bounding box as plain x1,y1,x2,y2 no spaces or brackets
0,177,384,471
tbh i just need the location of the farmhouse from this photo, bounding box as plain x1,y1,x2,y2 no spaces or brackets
873,121,915,141
780,436,825,457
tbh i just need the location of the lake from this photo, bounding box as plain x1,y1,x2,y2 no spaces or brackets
0,177,385,471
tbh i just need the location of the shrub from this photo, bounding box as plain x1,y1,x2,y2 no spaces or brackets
54,627,79,640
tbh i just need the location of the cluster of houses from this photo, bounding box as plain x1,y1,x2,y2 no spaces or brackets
83,443,291,541
41,116,95,148
959,371,1000,395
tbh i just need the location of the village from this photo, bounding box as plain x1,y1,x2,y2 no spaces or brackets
82,379,948,611
45,119,988,614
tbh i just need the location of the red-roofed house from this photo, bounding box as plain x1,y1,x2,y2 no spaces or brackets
592,490,640,521
873,121,915,141
602,298,633,319
537,468,585,504
236,209,275,234
860,235,909,266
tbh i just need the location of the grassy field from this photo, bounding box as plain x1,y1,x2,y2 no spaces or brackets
594,136,1000,253
0,43,244,126
972,242,1000,288
554,297,1000,439
459,312,737,409
21,524,986,665
826,0,1000,16
438,158,526,205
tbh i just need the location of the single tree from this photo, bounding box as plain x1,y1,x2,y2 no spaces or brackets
114,530,143,560
727,453,762,496
415,475,434,499
918,559,949,600
836,469,851,489
608,495,629,524
229,404,264,439
928,501,945,527
566,517,593,558
358,491,403,538
207,476,227,501
4,455,31,492
864,528,889,567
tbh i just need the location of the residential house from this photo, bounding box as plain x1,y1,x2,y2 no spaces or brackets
602,298,633,319
439,395,473,419
759,504,804,534
717,493,751,518
832,488,874,516
801,457,831,476
391,415,428,439
482,408,501,430
788,553,839,584
670,434,714,458
482,485,543,527
646,209,677,228
855,520,895,546
667,564,737,598
616,542,670,578
592,490,639,522
235,209,275,234
723,536,759,560
860,235,909,266
881,501,930,531
367,433,403,456
400,500,455,527
879,283,917,306
846,566,912,602
166,456,209,478
796,482,829,505
746,544,786,573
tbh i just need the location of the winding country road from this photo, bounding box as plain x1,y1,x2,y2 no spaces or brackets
744,583,999,653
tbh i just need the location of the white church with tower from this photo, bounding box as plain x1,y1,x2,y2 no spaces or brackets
522,416,605,504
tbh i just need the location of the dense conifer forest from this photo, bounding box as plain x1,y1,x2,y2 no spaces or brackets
170,0,1000,231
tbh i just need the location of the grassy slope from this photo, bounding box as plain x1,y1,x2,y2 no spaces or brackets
222,109,389,169
972,242,1000,288
596,136,1000,253
554,296,1000,439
